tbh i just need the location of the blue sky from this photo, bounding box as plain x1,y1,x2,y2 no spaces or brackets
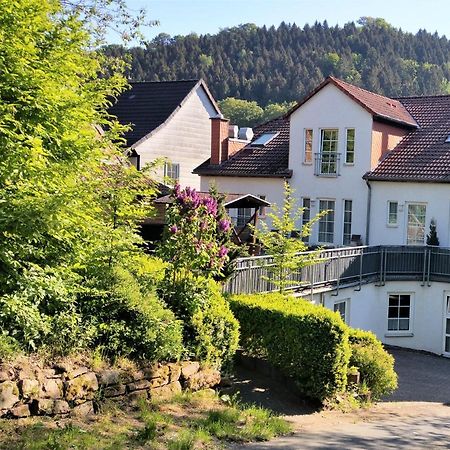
119,0,450,44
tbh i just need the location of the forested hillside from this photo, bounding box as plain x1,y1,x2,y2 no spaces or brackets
105,17,450,106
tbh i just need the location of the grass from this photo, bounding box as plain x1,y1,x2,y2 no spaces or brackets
0,390,291,450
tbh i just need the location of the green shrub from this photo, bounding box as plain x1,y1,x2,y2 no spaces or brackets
0,332,20,360
349,329,397,400
0,267,88,355
160,277,239,368
230,293,350,401
80,266,184,362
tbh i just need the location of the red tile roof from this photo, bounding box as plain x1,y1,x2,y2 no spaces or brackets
365,95,450,182
287,76,418,128
193,117,292,178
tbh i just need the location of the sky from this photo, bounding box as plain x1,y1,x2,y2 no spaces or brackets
118,0,450,44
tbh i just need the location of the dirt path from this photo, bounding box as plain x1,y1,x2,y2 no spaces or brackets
229,348,450,449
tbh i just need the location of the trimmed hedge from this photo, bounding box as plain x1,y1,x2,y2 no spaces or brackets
349,328,398,400
229,293,350,401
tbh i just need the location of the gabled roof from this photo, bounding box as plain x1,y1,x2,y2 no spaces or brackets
109,79,220,147
155,192,270,208
287,76,418,128
365,95,450,183
193,117,292,178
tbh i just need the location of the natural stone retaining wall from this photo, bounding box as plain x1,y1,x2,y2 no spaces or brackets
0,356,220,419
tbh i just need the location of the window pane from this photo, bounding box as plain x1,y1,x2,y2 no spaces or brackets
446,336,450,353
399,319,410,330
399,307,410,318
407,204,426,245
388,319,398,331
304,129,313,163
345,129,355,164
446,318,450,335
388,202,398,225
318,200,335,243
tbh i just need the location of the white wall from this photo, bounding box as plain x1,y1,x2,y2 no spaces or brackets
321,281,449,355
200,175,285,228
289,84,374,246
369,182,450,247
135,87,217,190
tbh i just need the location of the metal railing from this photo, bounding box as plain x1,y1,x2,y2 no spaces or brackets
314,152,341,177
223,245,450,295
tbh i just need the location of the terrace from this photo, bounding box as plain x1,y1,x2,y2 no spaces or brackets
224,245,450,296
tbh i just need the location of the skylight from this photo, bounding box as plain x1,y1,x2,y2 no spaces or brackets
446,134,450,143
251,132,279,147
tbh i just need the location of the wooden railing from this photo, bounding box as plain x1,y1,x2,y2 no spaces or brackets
223,245,450,295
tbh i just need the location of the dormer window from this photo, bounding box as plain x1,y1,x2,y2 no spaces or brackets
252,132,279,147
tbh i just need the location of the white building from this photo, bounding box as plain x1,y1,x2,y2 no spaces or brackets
202,77,450,356
110,79,220,190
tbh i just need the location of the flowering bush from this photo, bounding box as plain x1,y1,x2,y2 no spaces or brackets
159,185,233,281
157,185,239,368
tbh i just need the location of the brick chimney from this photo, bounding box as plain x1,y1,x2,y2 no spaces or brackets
210,114,229,165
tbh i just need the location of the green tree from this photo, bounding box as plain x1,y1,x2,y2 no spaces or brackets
218,98,263,127
0,0,182,359
252,182,326,293
261,101,296,123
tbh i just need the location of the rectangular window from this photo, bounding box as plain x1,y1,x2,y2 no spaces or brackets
387,201,398,226
345,129,355,164
164,162,180,181
319,129,339,175
318,199,335,244
445,296,450,354
388,294,411,331
304,129,313,164
237,208,253,227
343,200,352,245
407,203,426,245
302,198,311,243
334,300,348,323
258,195,266,217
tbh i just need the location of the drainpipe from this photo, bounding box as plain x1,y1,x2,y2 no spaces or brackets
365,180,372,245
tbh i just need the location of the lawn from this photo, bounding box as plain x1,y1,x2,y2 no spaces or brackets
0,390,291,449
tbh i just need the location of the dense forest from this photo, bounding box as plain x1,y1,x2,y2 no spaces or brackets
104,17,450,108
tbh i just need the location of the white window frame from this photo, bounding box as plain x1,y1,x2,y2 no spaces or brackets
334,299,350,324
387,201,398,227
164,161,180,181
319,129,339,175
443,292,450,356
318,199,335,244
345,128,355,165
385,292,414,337
303,129,313,165
342,199,352,246
236,208,253,228
406,203,426,246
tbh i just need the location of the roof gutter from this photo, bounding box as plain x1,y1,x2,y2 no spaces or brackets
365,180,372,245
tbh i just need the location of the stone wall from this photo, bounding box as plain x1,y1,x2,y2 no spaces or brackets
0,356,220,419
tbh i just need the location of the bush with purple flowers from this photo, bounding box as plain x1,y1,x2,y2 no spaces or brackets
158,185,239,368
159,185,234,281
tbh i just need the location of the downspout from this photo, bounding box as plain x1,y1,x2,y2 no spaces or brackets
365,180,372,245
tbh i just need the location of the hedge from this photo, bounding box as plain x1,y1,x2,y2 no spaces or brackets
349,328,398,400
229,293,350,401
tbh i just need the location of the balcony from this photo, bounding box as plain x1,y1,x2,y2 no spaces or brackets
314,152,341,177
223,245,450,295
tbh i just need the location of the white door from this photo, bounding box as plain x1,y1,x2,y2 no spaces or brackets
444,296,450,356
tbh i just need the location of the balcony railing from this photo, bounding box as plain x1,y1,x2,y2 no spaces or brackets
314,152,341,177
223,245,450,295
